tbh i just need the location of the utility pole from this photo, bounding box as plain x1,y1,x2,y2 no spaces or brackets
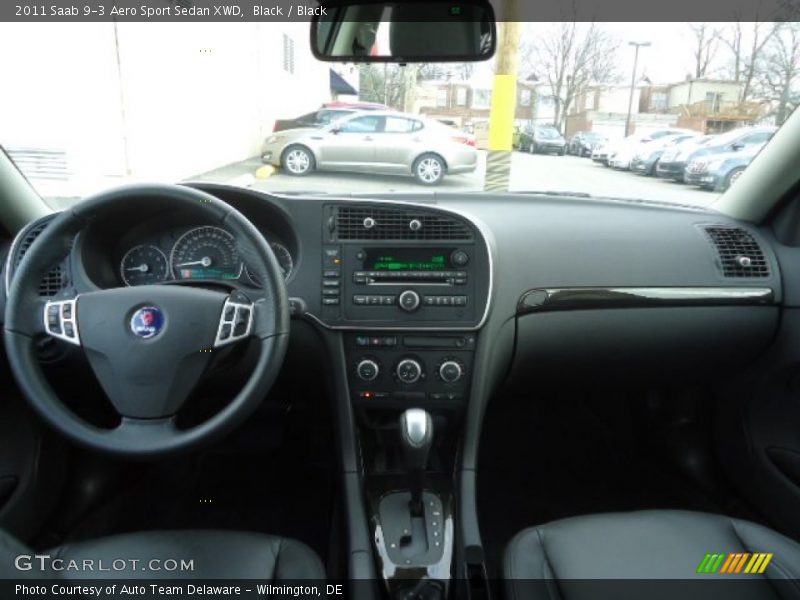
624,41,650,137
484,0,520,192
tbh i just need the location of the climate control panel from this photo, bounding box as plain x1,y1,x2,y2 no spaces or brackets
345,332,475,408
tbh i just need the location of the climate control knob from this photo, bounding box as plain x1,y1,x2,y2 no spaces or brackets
396,358,423,384
438,360,464,383
356,359,380,382
398,290,421,312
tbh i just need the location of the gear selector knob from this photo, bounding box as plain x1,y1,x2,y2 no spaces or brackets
399,408,433,514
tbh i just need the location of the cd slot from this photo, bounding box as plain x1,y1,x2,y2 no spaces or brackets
367,277,453,286
353,270,468,286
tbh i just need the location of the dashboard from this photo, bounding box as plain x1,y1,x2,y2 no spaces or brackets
1,183,783,393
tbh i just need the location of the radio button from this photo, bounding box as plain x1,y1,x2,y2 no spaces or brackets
451,250,470,267
398,290,421,312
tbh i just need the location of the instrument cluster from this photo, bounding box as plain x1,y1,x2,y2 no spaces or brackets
118,224,294,287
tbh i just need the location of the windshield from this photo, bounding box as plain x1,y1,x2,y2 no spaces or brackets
0,21,795,209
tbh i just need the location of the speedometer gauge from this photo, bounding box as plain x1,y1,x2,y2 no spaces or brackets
170,226,242,281
120,245,169,286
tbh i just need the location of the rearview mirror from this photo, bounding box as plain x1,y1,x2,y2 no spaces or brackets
311,1,496,63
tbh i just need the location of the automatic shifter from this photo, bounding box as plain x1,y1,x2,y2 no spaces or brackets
399,408,433,515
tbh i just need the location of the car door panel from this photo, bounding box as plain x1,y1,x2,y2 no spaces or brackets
317,115,383,168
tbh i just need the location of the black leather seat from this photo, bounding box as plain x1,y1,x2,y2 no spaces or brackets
2,529,324,580
504,510,800,599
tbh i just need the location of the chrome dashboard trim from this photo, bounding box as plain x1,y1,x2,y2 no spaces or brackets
517,286,775,315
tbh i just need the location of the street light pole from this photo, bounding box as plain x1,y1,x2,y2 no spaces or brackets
624,41,650,137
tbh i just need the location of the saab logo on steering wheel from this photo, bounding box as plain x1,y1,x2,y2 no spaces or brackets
130,306,164,339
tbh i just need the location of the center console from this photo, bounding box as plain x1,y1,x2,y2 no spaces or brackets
317,203,491,598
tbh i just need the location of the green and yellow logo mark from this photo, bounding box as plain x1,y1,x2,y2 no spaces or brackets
697,552,773,574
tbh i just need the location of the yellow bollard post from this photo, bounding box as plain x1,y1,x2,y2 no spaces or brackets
484,12,520,192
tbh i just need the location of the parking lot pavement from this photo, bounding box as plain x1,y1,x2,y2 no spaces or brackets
192,153,720,207
508,153,719,207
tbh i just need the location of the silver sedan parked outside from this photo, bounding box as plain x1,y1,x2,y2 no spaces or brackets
260,111,478,185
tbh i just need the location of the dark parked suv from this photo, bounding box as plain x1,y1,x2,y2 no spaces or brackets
656,126,776,182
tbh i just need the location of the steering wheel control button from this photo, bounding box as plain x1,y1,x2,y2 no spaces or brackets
234,307,251,336
438,360,464,383
214,296,254,347
356,358,380,381
398,290,421,312
43,298,80,346
396,358,423,384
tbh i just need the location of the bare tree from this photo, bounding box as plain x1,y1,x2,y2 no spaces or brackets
688,23,720,78
756,22,800,125
718,18,782,102
359,64,405,108
520,22,620,132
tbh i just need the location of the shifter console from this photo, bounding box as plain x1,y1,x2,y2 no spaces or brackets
373,409,451,598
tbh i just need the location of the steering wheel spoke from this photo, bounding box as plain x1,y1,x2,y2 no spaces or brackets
43,297,81,345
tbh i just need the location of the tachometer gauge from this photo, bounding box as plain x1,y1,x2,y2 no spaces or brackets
170,226,242,281
120,245,169,286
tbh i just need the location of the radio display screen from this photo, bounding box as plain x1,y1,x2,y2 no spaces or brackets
364,248,453,271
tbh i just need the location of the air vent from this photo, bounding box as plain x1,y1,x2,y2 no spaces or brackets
334,206,472,241
704,226,769,278
8,215,67,296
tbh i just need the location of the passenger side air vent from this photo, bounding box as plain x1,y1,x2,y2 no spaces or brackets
333,206,472,241
8,215,67,296
704,225,770,278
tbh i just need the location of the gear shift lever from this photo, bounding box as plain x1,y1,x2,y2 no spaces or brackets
399,408,433,515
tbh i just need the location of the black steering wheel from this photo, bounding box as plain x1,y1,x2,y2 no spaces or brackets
3,184,290,457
